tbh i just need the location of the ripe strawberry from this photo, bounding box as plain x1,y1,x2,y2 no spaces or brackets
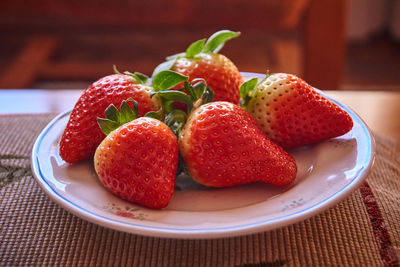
152,30,243,107
179,101,297,187
94,100,179,209
240,73,353,149
59,72,158,163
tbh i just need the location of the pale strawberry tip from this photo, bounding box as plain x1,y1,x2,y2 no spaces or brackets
241,72,354,149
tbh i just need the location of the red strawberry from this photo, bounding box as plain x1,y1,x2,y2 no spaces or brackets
60,72,158,163
240,73,353,149
179,101,297,187
94,100,179,209
152,30,243,108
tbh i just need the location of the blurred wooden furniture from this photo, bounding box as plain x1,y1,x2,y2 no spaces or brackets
0,0,345,90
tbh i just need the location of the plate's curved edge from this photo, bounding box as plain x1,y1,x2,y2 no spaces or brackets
30,110,151,237
30,73,376,239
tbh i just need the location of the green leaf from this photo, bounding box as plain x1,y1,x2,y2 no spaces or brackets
119,100,137,124
163,100,175,114
133,72,149,84
239,78,258,99
144,109,164,121
157,90,193,110
240,78,259,107
104,104,119,122
97,118,121,135
152,70,188,91
152,60,176,78
185,38,206,58
203,30,240,53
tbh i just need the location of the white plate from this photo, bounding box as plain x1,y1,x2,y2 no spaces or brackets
31,74,375,239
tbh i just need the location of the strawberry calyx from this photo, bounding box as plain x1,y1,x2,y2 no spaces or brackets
150,70,213,115
240,73,272,107
151,78,214,136
155,78,213,114
97,98,139,135
152,30,240,78
239,77,259,107
113,65,149,85
124,71,149,84
148,70,190,121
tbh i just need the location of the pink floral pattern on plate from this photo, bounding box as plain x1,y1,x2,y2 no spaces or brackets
103,203,148,220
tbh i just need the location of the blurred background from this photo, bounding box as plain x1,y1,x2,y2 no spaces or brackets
0,0,399,91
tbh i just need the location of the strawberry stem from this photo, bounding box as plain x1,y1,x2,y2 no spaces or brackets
113,65,121,74
156,90,193,113
165,109,187,136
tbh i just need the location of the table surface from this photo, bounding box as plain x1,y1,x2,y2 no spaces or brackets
1,89,399,266
1,89,399,143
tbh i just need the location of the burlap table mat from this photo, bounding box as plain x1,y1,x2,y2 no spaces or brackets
0,114,399,267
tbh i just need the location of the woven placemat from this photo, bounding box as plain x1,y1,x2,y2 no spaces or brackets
0,114,399,267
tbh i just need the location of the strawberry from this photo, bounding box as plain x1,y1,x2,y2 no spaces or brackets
59,71,158,164
152,30,243,108
94,100,179,209
178,101,297,187
240,73,354,149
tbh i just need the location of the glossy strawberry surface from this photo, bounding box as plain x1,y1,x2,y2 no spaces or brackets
172,53,242,105
94,117,178,209
179,102,297,187
60,74,158,163
243,73,353,149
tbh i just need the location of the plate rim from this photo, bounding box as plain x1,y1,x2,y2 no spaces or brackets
31,72,376,239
